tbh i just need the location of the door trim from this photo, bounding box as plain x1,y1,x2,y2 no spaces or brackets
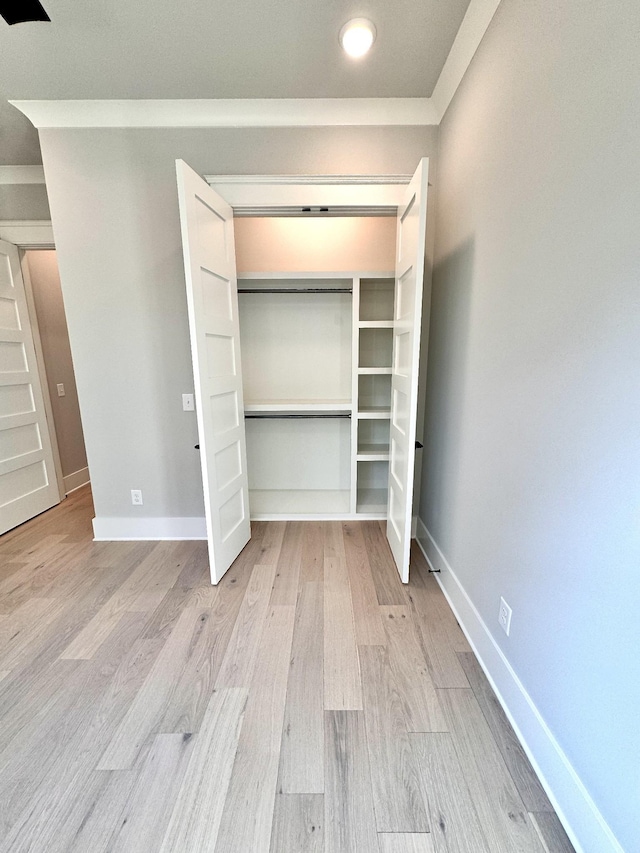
0,221,55,248
205,177,410,210
0,223,65,504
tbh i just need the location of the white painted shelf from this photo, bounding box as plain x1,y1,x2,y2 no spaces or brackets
357,367,392,375
238,271,392,280
244,400,351,413
356,444,390,461
358,320,394,329
357,407,391,419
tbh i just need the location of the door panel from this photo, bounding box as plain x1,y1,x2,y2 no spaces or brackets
0,240,61,534
386,160,429,582
176,160,251,584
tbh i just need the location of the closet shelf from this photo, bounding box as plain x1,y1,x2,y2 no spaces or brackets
357,367,392,375
246,412,349,419
356,444,390,461
357,407,391,420
244,400,351,413
358,321,394,329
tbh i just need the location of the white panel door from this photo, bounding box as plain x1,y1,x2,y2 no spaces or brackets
0,240,61,534
176,160,251,584
386,159,429,582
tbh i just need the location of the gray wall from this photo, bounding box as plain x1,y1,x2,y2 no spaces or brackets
39,126,438,521
0,184,51,220
26,250,88,482
419,0,640,849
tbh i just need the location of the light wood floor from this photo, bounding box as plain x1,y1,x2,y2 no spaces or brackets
0,487,575,853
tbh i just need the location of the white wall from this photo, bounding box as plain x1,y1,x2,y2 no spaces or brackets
38,126,437,530
418,1,640,850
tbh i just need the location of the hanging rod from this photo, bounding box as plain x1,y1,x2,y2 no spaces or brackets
238,288,352,294
239,288,352,294
245,412,351,419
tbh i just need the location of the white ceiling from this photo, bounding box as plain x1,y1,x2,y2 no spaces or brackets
0,0,472,165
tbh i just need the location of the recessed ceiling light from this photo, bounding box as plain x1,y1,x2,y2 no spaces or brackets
339,18,377,58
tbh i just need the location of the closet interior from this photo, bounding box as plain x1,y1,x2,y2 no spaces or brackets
234,216,396,520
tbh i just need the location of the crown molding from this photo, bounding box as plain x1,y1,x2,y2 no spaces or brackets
431,0,502,121
0,165,45,185
10,98,439,129
9,0,502,130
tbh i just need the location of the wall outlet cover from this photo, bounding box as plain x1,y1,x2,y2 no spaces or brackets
131,489,143,506
499,596,512,636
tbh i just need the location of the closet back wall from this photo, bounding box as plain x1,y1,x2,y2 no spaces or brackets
234,217,396,274
38,126,437,535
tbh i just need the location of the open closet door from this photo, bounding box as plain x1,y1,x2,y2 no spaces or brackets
0,239,61,534
386,159,429,582
176,160,250,584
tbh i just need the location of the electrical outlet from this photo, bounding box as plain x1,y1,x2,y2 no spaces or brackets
498,597,512,636
131,489,143,506
57,383,65,397
182,393,195,411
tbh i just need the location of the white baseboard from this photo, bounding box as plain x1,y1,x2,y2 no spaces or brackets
92,515,207,541
64,467,90,495
415,517,624,853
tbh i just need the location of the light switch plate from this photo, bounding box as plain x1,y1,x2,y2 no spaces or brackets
182,393,195,411
57,383,65,397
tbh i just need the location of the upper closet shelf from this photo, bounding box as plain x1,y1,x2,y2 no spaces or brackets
238,271,393,280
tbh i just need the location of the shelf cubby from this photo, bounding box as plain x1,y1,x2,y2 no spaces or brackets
358,327,393,370
356,460,389,513
359,278,395,322
358,373,391,409
357,419,390,460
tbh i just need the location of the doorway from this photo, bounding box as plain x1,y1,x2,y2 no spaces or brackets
24,250,89,496
0,235,89,535
177,161,429,585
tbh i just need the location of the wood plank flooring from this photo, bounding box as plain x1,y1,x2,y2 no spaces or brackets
0,486,575,852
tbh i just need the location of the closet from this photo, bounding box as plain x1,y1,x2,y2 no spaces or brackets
176,160,428,585
236,225,396,520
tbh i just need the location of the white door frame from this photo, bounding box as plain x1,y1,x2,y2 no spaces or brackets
0,220,65,503
204,174,412,212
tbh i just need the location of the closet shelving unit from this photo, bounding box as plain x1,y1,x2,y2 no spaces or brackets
237,271,395,520
352,277,395,515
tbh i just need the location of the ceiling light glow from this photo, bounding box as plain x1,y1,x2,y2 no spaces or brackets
340,18,376,58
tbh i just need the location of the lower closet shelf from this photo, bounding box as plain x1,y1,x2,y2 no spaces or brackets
249,489,351,517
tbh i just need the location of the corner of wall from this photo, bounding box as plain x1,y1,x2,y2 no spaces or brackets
415,517,624,853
